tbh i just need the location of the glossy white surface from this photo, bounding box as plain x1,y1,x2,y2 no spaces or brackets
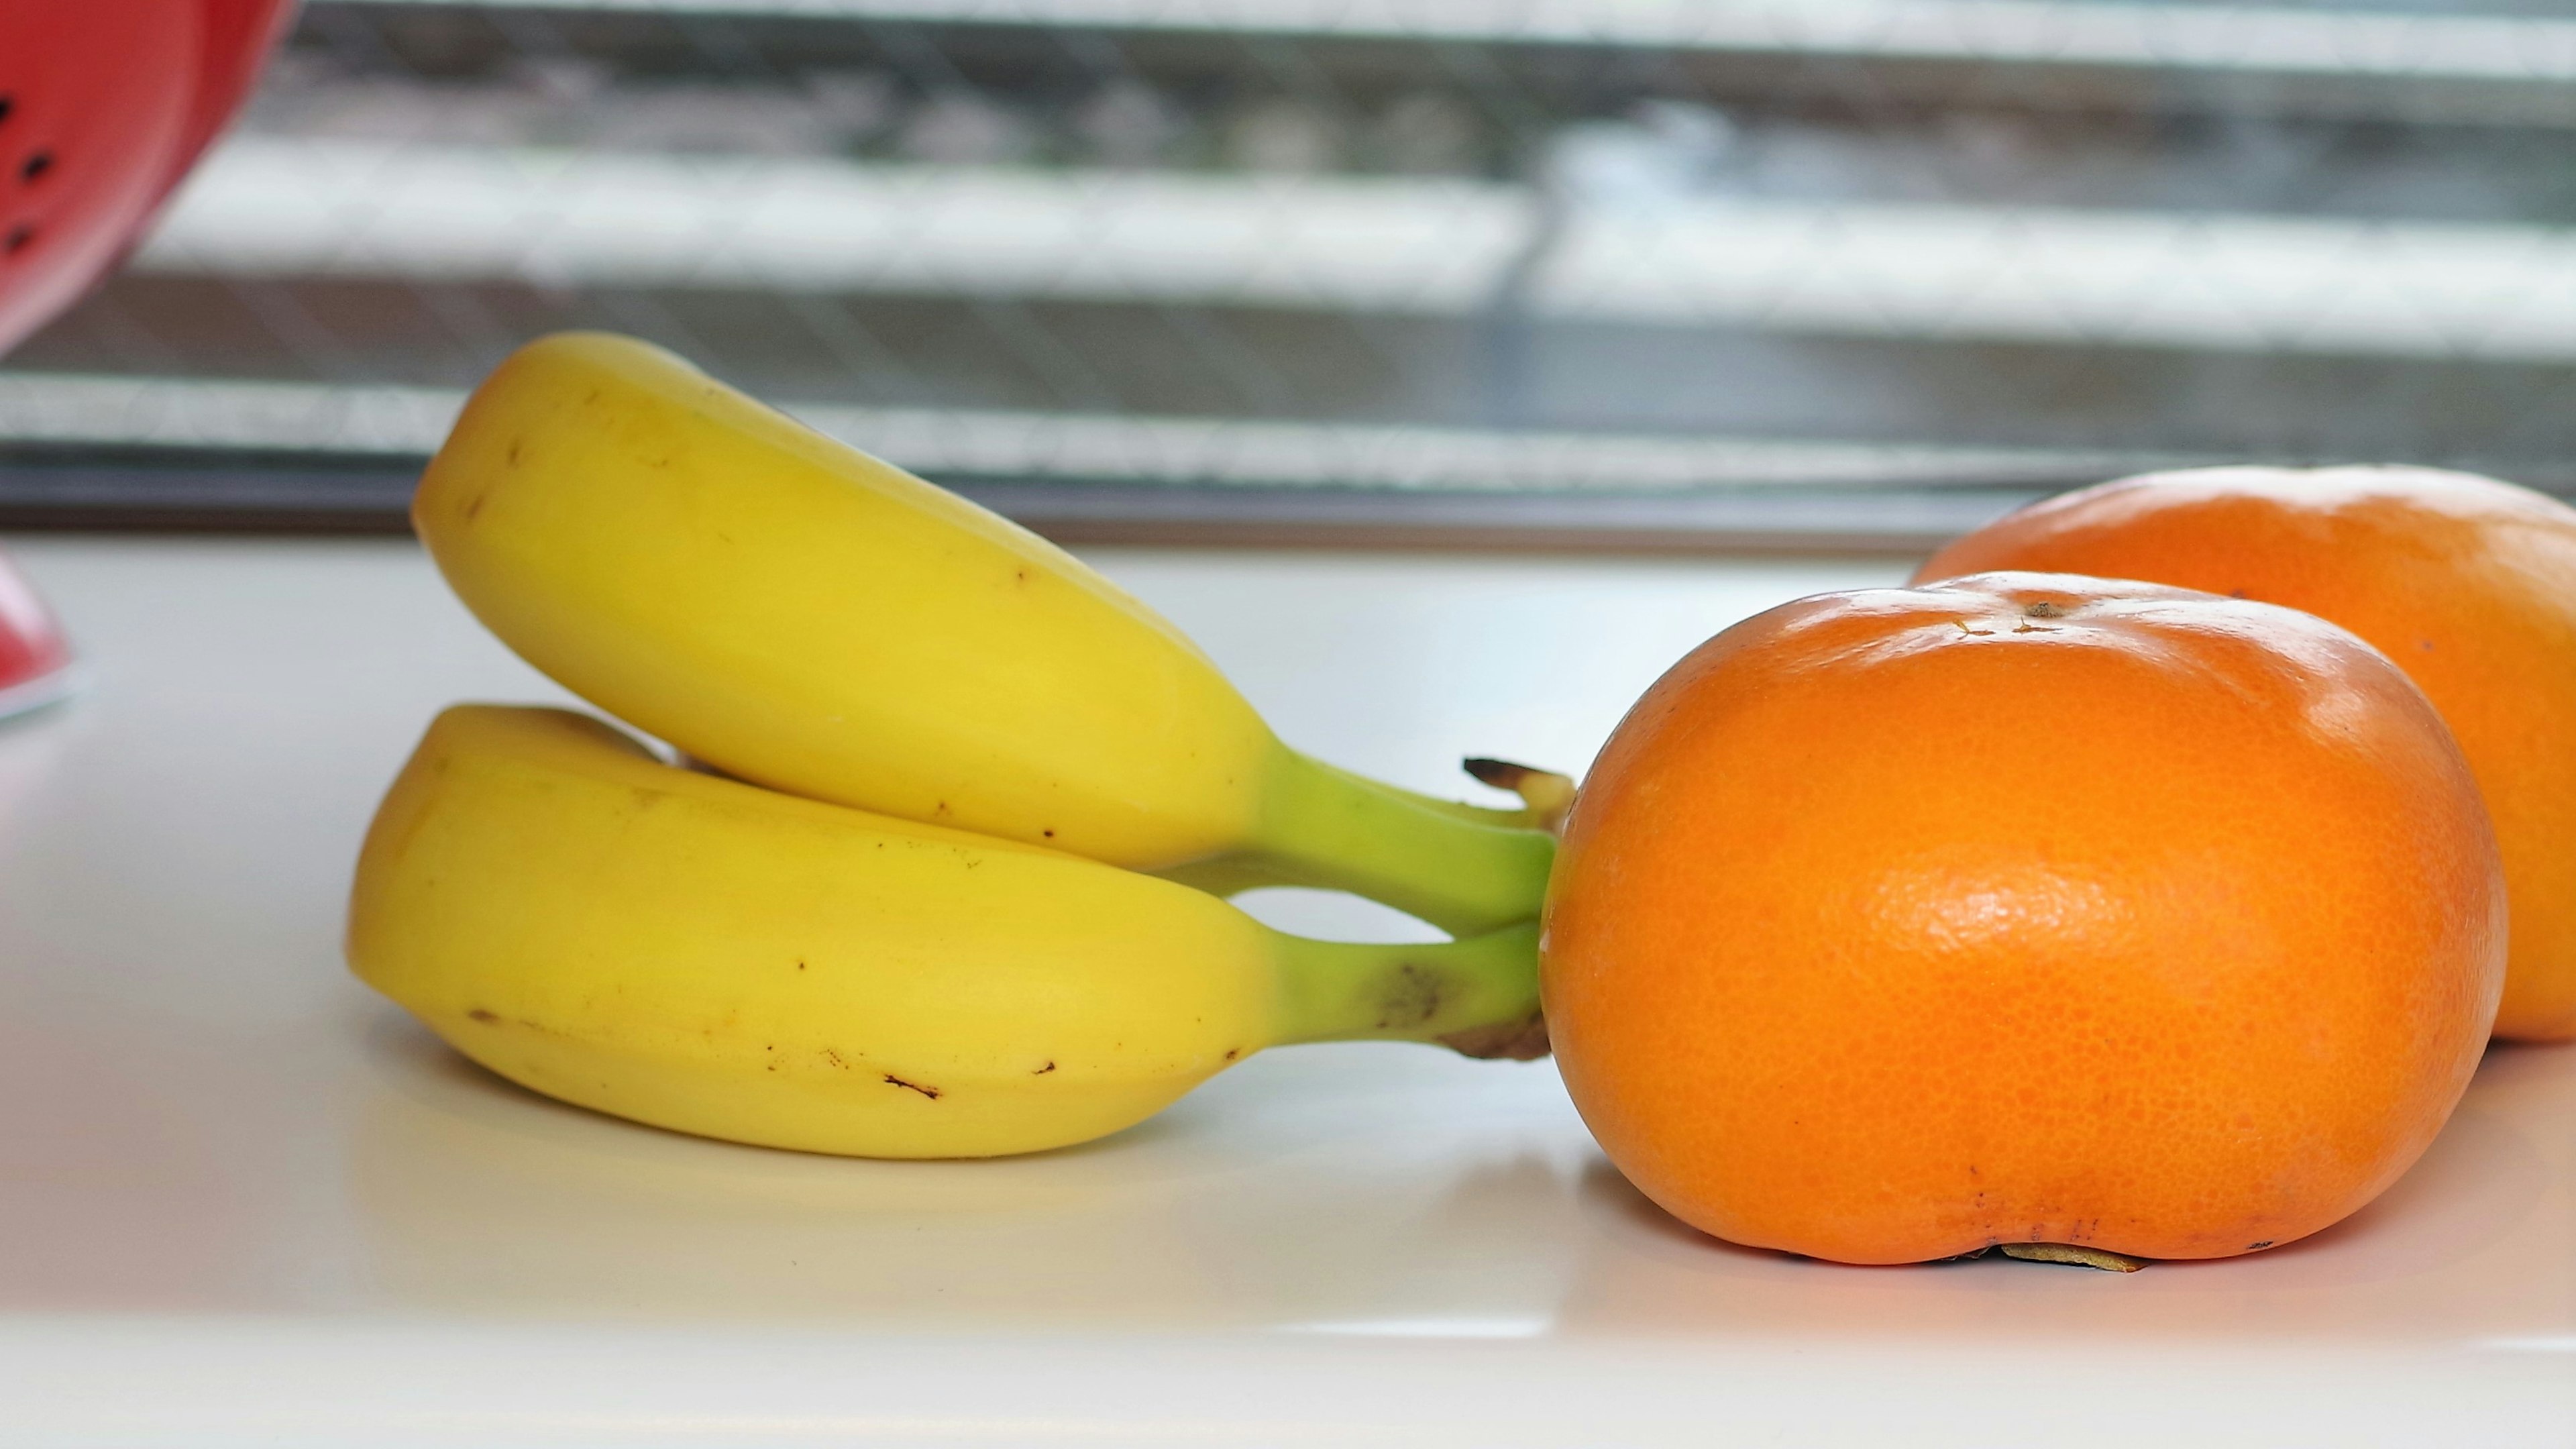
1,537,2571,1446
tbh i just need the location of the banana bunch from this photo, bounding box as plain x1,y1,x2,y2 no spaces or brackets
411,333,1558,932
350,332,1561,1159
353,707,1545,1158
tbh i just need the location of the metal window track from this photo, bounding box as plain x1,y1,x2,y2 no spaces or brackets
313,0,2576,89
0,446,2055,553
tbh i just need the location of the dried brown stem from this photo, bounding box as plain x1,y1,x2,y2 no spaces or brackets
1462,757,1578,835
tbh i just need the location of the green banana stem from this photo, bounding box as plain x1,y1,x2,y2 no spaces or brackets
1238,749,1559,937
1273,921,1548,1060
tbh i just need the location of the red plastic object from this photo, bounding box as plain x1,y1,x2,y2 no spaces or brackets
169,1,304,204
0,0,297,356
0,555,72,720
0,1,293,714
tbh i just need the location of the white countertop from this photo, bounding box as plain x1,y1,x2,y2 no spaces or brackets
1,537,2570,1446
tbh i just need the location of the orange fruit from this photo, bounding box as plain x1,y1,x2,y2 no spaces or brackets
1919,466,2576,1041
1543,574,2503,1265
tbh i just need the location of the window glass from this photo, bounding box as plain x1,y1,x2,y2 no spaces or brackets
5,0,2571,544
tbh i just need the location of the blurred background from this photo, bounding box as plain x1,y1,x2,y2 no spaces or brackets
7,0,2576,549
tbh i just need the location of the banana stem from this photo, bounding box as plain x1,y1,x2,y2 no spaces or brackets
1234,748,1558,937
1273,922,1548,1060
1462,759,1576,835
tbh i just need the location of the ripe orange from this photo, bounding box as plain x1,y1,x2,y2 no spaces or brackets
1543,574,2503,1265
1919,466,2576,1040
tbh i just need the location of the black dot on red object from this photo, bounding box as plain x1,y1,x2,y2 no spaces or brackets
20,150,50,183
0,96,15,127
3,225,32,256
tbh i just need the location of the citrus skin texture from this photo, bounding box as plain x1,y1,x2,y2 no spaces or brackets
1919,466,2576,1040
1543,574,2505,1265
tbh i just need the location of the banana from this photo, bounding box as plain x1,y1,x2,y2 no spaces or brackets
347,705,1548,1160
411,332,1556,936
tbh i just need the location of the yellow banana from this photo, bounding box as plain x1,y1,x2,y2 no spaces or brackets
411,332,1556,936
347,706,1547,1160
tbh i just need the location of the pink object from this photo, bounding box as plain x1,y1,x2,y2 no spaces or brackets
0,0,297,356
0,1,294,712
0,553,72,720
